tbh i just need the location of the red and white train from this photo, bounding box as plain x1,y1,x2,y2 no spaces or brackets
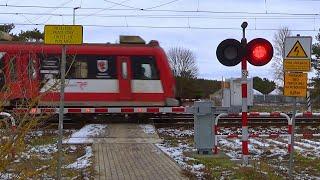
0,36,179,107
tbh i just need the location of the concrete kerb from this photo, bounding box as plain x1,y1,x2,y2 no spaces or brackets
213,112,291,154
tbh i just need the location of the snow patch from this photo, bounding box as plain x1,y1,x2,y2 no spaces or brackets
63,124,107,144
66,146,93,169
156,142,205,177
157,128,194,137
139,124,156,134
29,144,58,154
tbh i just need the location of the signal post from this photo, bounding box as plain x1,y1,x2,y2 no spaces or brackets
216,22,273,165
240,22,249,165
44,25,83,180
283,35,312,179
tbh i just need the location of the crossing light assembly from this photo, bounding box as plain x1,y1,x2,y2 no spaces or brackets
216,38,273,66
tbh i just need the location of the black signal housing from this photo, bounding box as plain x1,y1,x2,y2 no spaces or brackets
216,39,243,67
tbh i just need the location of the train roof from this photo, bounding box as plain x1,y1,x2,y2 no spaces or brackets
0,39,160,47
0,39,165,55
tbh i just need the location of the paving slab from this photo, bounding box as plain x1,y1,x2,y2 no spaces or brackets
93,124,187,180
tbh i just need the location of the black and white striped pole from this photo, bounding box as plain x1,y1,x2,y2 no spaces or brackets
307,91,311,112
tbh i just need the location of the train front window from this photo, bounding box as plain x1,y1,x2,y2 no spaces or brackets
131,56,159,80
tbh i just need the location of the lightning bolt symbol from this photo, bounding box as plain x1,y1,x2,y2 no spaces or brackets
294,46,299,56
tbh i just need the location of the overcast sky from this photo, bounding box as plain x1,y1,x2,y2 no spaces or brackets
0,0,319,80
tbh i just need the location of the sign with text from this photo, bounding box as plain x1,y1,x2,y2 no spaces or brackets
284,36,312,72
284,59,311,72
44,25,83,45
284,72,307,97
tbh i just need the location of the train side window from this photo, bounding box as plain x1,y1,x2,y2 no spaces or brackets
73,61,88,78
39,54,60,80
28,57,37,79
131,56,159,80
9,56,17,81
66,55,116,79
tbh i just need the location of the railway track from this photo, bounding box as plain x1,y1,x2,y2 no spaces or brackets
151,114,320,127
13,113,320,130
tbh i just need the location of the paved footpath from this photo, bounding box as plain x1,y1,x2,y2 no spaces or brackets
93,124,187,180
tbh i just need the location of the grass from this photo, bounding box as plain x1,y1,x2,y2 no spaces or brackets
189,156,234,179
157,126,320,179
1,130,95,179
187,155,283,179
29,135,57,146
294,153,320,175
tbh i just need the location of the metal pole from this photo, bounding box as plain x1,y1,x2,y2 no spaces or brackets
307,91,311,112
73,8,75,25
57,45,66,180
241,22,249,166
289,97,296,179
73,7,80,25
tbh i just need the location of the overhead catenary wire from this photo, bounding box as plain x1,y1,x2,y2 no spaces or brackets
75,0,131,22
24,0,73,24
40,0,74,24
69,0,180,23
1,22,318,32
103,0,181,10
1,12,320,20
0,4,319,16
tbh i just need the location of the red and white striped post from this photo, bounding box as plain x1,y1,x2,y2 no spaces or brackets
241,22,249,165
213,112,292,154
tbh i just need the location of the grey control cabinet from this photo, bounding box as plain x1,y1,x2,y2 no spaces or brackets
194,101,214,154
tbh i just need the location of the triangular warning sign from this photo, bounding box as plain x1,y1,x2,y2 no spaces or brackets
287,41,308,58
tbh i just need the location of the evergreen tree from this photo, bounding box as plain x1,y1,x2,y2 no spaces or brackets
311,33,320,107
0,24,44,42
253,77,276,95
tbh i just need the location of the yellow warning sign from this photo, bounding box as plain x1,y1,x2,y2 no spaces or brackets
284,72,307,97
284,59,311,72
287,41,308,58
44,25,83,45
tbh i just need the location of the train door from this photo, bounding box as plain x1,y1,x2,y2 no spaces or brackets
117,56,132,100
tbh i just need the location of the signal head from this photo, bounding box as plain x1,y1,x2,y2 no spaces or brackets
247,38,273,66
216,39,243,67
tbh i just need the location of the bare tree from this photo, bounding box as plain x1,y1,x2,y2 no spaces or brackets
271,27,291,86
167,47,198,78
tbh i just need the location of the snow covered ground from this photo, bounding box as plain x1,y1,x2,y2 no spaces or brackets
155,128,206,178
156,126,320,178
66,146,93,169
63,124,107,144
0,125,98,179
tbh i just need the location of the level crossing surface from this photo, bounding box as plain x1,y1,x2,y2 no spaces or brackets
93,124,187,180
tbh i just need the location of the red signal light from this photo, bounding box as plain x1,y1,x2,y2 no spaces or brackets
247,38,273,66
252,45,267,60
